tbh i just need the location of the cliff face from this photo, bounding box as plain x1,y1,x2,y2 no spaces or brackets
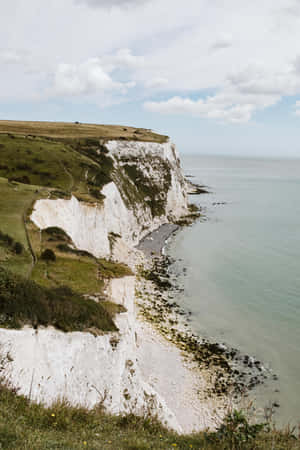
31,140,188,258
0,276,180,431
0,138,188,431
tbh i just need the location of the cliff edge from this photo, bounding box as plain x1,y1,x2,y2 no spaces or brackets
0,121,193,432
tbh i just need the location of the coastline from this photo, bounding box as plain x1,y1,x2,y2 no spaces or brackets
136,223,179,258
135,223,229,432
135,221,271,432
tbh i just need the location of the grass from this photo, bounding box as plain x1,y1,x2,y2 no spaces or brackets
0,120,169,143
0,177,46,248
0,177,49,276
0,383,298,449
97,258,133,279
0,165,132,331
0,267,117,332
31,226,132,295
0,134,102,196
31,257,105,295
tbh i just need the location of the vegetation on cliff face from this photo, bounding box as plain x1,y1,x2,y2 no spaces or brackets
0,267,117,332
30,225,132,295
114,154,172,217
0,122,143,333
0,381,298,449
0,133,112,202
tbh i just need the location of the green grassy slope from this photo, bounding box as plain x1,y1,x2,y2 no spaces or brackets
0,177,49,277
0,134,113,201
0,123,137,332
0,120,168,143
0,384,298,449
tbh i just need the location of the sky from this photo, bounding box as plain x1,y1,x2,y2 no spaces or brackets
2,0,300,157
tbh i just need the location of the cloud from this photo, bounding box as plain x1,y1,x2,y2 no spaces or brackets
0,49,28,65
3,0,300,132
281,0,300,16
294,99,300,115
144,57,300,123
210,34,233,51
144,96,255,123
102,48,145,72
227,63,300,97
145,77,168,89
52,58,131,96
74,0,148,8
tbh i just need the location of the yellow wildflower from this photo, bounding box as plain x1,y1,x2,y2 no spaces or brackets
83,442,87,446
51,413,55,417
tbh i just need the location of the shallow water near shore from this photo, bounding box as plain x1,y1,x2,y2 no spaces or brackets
166,154,300,427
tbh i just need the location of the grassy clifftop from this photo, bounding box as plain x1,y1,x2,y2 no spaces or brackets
0,120,168,143
0,121,141,333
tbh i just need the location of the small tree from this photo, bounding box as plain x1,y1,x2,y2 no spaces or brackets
41,249,56,262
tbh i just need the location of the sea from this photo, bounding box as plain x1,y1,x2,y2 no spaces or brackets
166,154,300,427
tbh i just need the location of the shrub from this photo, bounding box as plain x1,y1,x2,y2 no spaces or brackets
41,249,56,262
13,242,23,255
44,227,71,242
97,259,133,278
0,267,117,332
9,175,31,185
16,163,31,171
56,244,94,259
214,410,267,448
90,189,105,201
32,157,44,164
0,231,23,255
0,231,14,247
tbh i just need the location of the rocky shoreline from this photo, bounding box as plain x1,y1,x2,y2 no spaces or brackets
136,221,279,426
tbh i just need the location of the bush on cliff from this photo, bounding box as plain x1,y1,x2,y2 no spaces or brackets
0,267,117,332
41,248,56,262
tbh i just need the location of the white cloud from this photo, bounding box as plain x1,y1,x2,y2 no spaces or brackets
0,49,29,65
102,48,145,72
3,0,300,126
144,57,300,123
53,58,129,96
144,96,256,123
74,0,148,8
145,77,169,89
210,34,233,51
281,0,300,16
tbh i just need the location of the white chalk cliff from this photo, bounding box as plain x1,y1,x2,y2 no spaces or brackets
31,140,188,258
0,139,189,431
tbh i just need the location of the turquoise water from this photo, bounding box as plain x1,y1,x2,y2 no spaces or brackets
167,155,300,426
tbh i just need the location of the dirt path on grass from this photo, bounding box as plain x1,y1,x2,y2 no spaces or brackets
62,163,75,192
23,211,37,279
